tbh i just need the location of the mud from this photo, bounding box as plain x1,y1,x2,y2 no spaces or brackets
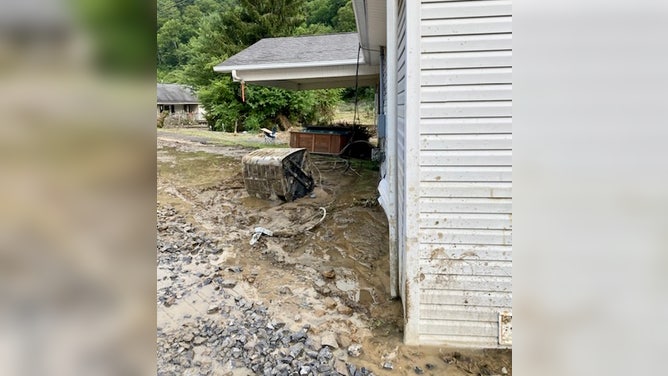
157,132,511,375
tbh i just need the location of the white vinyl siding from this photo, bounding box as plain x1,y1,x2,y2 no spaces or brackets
416,0,512,348
396,0,408,303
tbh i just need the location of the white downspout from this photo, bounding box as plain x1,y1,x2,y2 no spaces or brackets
386,0,399,298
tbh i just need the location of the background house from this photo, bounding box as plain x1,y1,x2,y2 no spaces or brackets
157,83,206,123
215,0,512,348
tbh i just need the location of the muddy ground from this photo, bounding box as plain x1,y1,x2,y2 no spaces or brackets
157,130,511,375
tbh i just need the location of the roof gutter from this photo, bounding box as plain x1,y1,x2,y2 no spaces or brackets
215,58,367,73
352,0,371,63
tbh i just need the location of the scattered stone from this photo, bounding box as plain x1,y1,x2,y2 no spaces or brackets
337,334,352,348
321,268,336,279
334,359,348,375
207,305,219,314
289,343,304,358
291,330,307,342
192,336,206,346
182,333,194,342
414,366,424,374
323,297,337,310
304,337,321,351
164,296,176,307
294,314,301,322
219,280,237,288
278,286,292,295
321,332,339,349
502,367,508,374
337,305,353,315
317,364,333,373
318,347,333,361
314,309,326,317
227,266,243,273
347,344,362,357
382,362,394,370
426,363,435,370
299,365,311,375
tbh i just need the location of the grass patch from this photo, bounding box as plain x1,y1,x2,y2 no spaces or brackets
159,128,289,149
332,100,375,125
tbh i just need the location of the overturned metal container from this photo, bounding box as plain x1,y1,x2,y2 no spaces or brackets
241,148,315,201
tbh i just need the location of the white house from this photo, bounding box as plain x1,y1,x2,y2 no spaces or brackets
215,0,512,348
157,83,206,123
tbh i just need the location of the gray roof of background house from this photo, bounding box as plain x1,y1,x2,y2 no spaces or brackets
215,33,362,70
157,83,199,104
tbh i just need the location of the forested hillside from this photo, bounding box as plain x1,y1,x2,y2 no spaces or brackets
157,0,359,131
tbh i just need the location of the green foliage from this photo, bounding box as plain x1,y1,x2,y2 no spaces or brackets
333,0,357,32
157,0,354,132
294,23,335,36
73,0,155,75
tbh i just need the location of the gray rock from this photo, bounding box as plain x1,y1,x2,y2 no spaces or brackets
382,362,393,370
274,363,290,373
220,280,237,288
207,305,219,314
318,364,333,373
318,347,333,361
414,366,424,374
289,342,304,358
291,330,307,342
299,365,311,375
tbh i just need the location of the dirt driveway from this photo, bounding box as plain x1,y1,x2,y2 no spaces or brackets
157,129,511,375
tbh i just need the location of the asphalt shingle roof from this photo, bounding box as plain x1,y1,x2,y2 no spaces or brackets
215,32,361,69
157,83,199,104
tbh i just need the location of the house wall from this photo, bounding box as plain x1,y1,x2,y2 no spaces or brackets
395,0,408,310
157,104,206,122
414,0,512,347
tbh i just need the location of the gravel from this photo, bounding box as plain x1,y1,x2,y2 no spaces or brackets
157,205,375,376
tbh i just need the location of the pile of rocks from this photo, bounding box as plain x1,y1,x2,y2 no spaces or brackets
157,205,371,375
158,290,372,375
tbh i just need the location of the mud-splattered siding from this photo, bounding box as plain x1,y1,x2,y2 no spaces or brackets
416,0,512,348
396,0,408,308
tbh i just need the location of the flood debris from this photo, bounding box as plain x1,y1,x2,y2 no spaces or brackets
250,226,274,245
348,343,363,358
242,148,314,201
157,136,511,376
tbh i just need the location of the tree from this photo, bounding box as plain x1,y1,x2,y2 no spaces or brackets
157,0,345,131
334,0,356,32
